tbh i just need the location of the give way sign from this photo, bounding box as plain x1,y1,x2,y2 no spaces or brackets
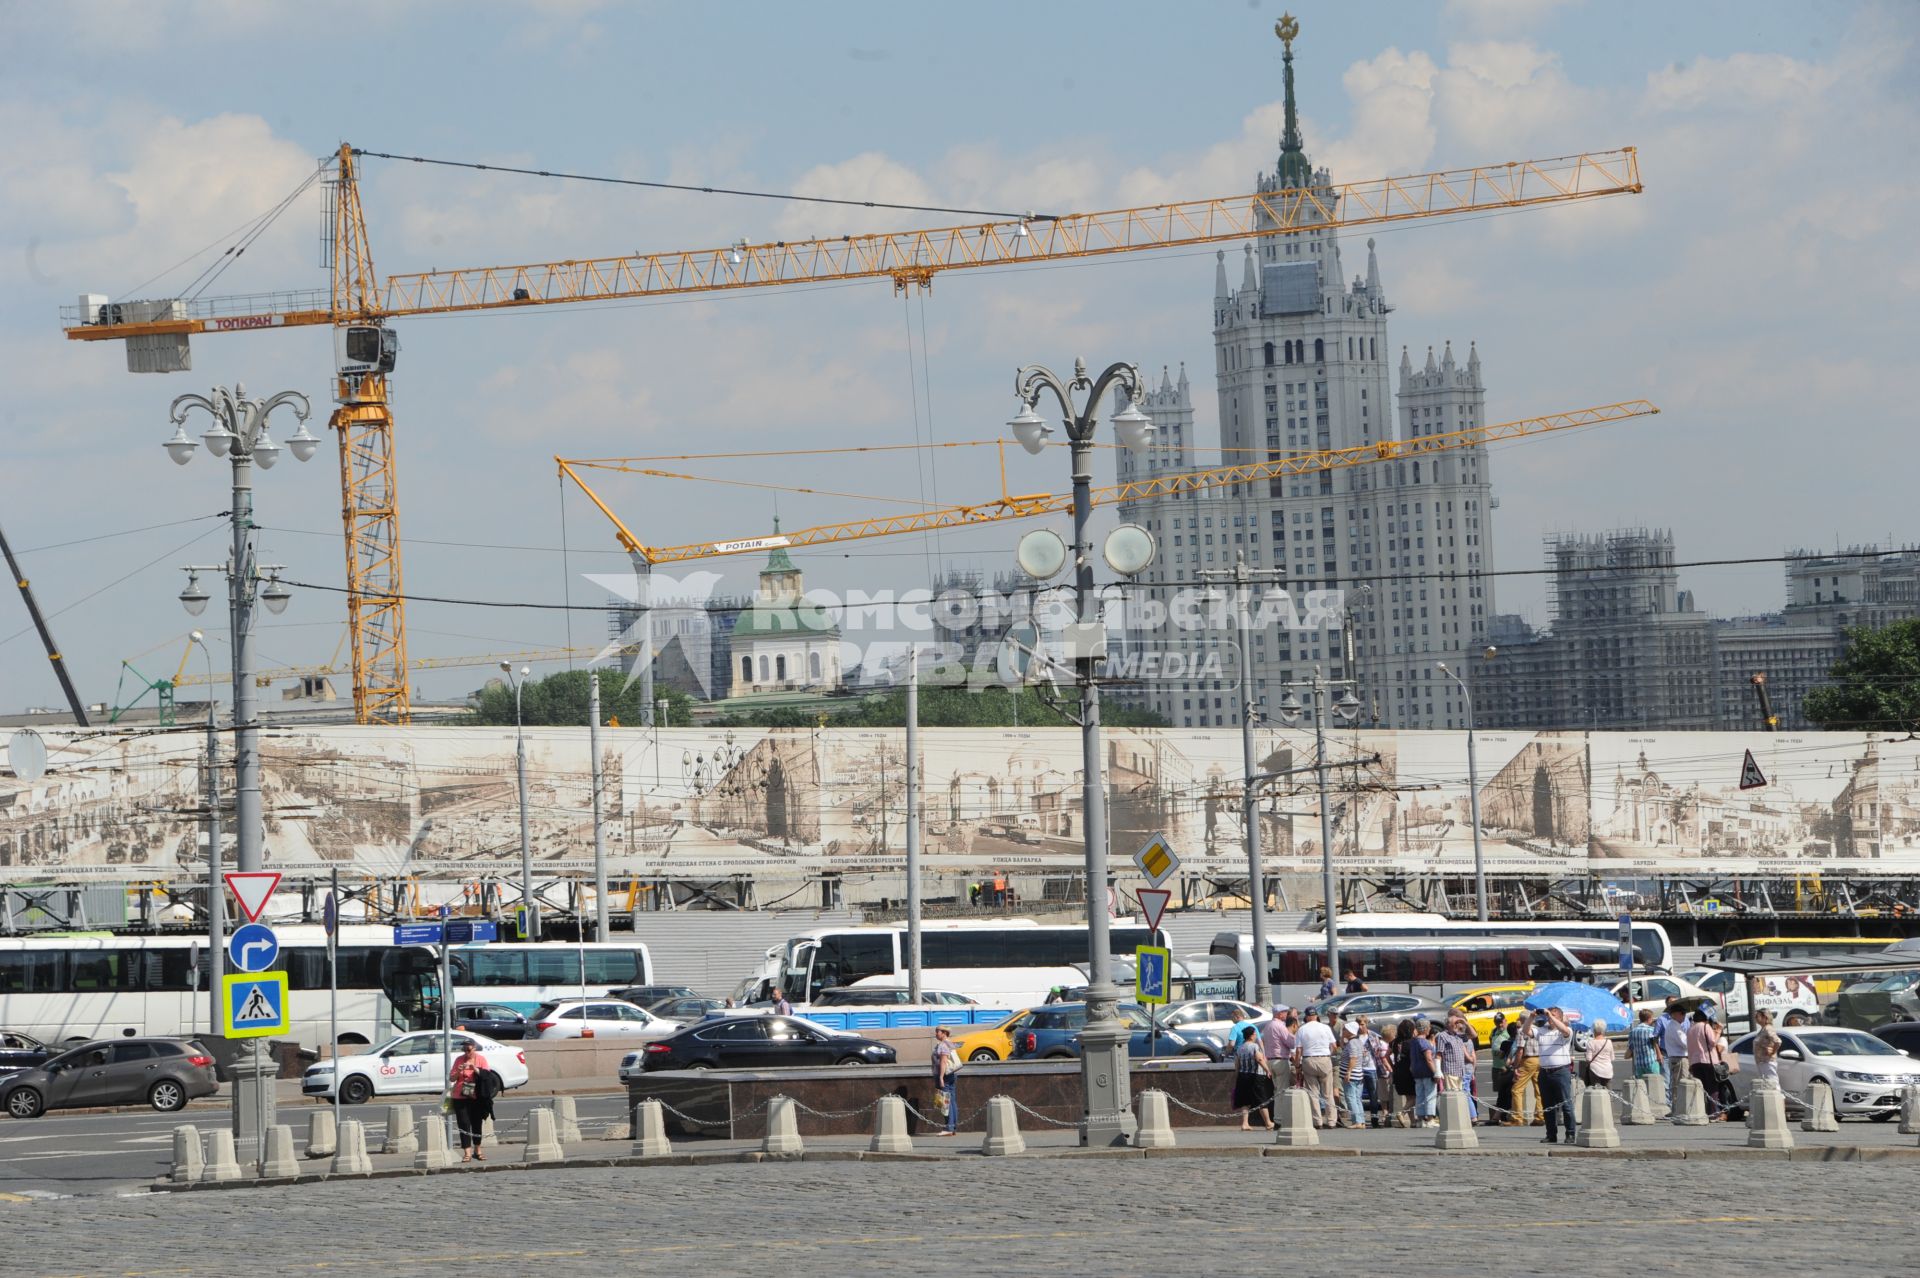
224,871,281,924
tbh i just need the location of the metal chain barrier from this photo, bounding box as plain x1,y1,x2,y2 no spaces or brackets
1163,1094,1256,1123
1006,1098,1082,1129
789,1098,886,1121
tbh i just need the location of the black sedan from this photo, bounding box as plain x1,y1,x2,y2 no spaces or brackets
3,1037,220,1117
0,1029,54,1077
636,1015,896,1072
451,1002,531,1040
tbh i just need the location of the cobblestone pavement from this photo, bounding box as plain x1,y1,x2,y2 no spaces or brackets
8,1151,1919,1278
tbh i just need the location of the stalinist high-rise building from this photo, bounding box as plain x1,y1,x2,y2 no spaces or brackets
1123,17,1497,730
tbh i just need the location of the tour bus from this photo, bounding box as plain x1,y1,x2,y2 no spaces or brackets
1702,936,1900,996
1207,931,1653,1009
1319,913,1675,973
762,919,1170,1012
0,926,651,1049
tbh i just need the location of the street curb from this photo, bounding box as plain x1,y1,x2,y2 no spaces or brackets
143,1139,1920,1192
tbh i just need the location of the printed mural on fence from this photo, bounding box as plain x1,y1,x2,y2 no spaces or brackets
1,727,1916,882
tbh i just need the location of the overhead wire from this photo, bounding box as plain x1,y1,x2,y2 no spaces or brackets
351,147,1055,223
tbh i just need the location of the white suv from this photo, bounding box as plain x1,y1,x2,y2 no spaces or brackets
530,998,682,1041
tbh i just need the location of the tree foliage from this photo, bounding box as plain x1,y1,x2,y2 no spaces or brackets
467,669,695,727
1802,619,1920,732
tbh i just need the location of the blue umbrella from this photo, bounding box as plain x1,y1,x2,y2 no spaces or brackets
1524,982,1633,1033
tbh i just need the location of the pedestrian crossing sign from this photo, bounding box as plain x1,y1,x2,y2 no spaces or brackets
222,971,288,1038
1135,945,1172,1005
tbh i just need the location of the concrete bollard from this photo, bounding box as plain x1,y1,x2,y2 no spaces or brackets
1131,1089,1176,1149
1271,1088,1320,1148
762,1095,804,1158
305,1107,337,1159
1899,1084,1920,1136
1574,1085,1620,1149
170,1125,204,1184
632,1100,673,1159
379,1104,418,1157
1801,1081,1839,1132
551,1094,582,1144
981,1095,1026,1157
869,1095,914,1154
262,1124,301,1178
202,1129,242,1183
332,1120,372,1175
522,1107,566,1163
1434,1087,1479,1150
1622,1076,1658,1125
1670,1075,1709,1126
1747,1082,1794,1150
416,1115,454,1169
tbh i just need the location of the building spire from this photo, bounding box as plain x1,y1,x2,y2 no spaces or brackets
1241,242,1259,292
1365,236,1384,306
1274,14,1312,190
1214,248,1229,300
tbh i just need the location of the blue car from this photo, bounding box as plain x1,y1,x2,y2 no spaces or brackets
1008,1002,1226,1062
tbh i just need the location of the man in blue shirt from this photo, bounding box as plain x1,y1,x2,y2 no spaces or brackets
1628,1007,1663,1084
1409,1018,1439,1126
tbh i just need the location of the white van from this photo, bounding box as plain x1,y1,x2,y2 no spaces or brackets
1683,968,1820,1030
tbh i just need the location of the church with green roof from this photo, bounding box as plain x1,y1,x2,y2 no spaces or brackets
727,521,843,697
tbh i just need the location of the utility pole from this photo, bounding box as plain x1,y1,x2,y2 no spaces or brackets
1277,669,1361,982
905,645,922,1002
589,672,609,938
1197,550,1286,1006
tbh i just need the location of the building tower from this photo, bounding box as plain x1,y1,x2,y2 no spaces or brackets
1125,14,1497,729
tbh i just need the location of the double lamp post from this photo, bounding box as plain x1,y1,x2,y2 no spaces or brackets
167,382,319,1147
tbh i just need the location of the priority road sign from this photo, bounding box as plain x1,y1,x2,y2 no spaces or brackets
1135,945,1172,1005
224,871,280,923
1133,832,1179,889
228,922,279,974
222,971,288,1038
1738,749,1767,791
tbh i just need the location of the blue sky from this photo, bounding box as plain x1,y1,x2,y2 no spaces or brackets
1,0,1914,714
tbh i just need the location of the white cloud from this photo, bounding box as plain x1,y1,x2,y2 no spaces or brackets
1441,0,1578,34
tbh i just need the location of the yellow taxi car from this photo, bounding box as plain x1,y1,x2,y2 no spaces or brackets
955,1008,1038,1062
1448,983,1536,1046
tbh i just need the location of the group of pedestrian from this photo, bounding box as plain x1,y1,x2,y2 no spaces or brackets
1230,1004,1474,1131
1225,986,1777,1140
1640,997,1741,1118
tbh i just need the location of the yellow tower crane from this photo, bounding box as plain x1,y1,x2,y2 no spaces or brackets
62,143,1640,724
561,401,1659,565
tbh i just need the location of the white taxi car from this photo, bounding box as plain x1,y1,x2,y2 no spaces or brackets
302,1030,529,1105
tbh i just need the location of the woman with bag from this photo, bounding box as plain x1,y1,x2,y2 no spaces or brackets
931,1027,959,1137
448,1038,492,1162
1233,1026,1276,1131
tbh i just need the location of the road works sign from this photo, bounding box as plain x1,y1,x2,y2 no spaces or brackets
1133,833,1180,889
222,971,288,1038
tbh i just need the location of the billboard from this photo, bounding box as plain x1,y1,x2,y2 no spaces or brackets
1,725,1915,882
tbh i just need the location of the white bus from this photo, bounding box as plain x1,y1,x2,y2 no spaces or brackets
761,919,1169,1011
0,927,652,1049
1208,930,1651,1008
1313,913,1674,972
